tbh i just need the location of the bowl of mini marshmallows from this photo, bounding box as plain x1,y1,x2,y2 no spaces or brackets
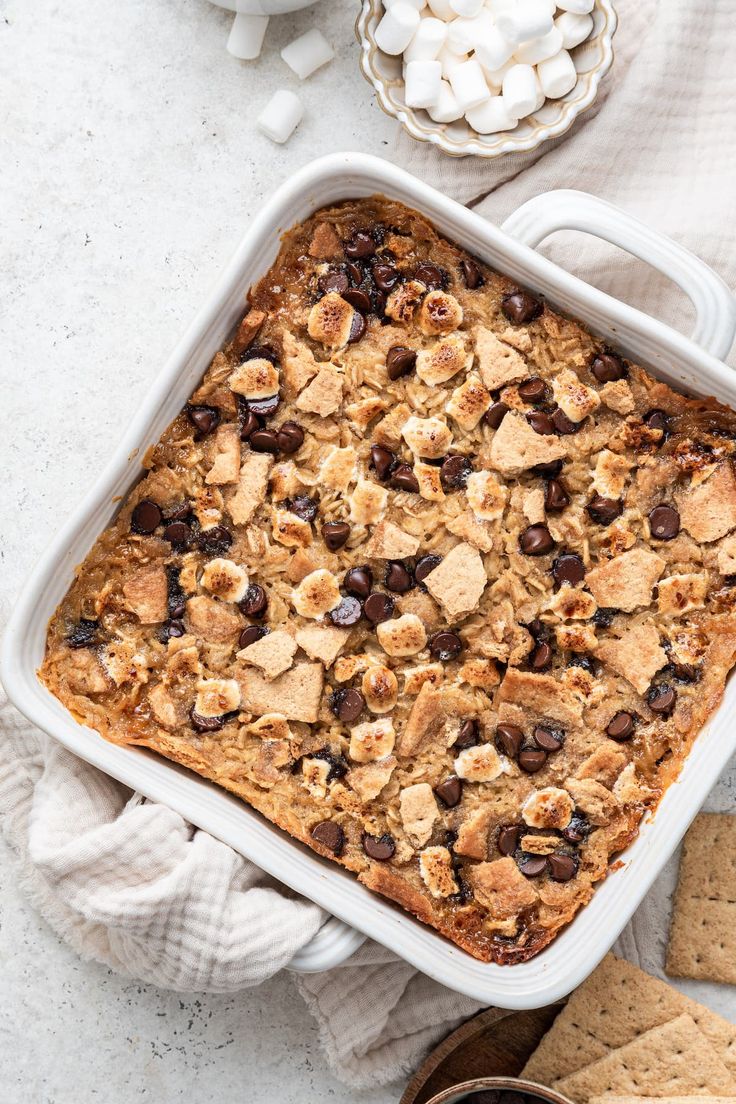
356,0,617,157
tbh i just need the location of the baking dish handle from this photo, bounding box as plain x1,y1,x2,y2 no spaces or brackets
286,915,367,973
501,189,736,362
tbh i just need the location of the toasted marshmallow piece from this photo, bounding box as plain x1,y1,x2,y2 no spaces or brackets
467,96,517,133
555,10,594,49
200,558,249,603
349,718,396,763
308,291,357,348
227,13,269,60
375,1,421,55
448,58,490,111
362,666,399,714
497,0,554,45
417,289,464,335
449,0,484,15
281,29,334,80
502,63,538,119
377,614,428,657
475,26,515,72
256,89,303,145
414,462,445,501
272,509,313,548
446,373,491,429
537,49,577,99
416,334,469,385
194,678,241,719
291,568,341,619
402,415,453,459
454,744,505,783
466,470,508,521
514,26,563,65
556,0,594,12
405,59,443,108
552,367,600,422
522,787,574,830
404,16,446,61
229,357,279,400
428,80,464,123
348,478,388,525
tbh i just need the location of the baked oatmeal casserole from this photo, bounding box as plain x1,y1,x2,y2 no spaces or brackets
41,197,736,964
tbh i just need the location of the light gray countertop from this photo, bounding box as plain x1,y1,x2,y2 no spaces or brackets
1,0,398,1099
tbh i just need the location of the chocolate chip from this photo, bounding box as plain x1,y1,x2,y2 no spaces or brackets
562,813,590,844
519,524,555,556
166,566,186,618
385,561,413,593
68,618,99,649
591,352,626,382
241,344,278,365
435,776,463,808
502,290,543,325
249,428,280,453
440,454,472,490
429,630,463,661
362,832,395,861
290,495,319,523
238,583,268,618
328,596,363,627
518,377,549,404
364,591,395,624
248,395,280,419
187,404,220,437
530,642,553,671
587,495,623,525
330,687,365,723
461,258,484,289
345,567,372,598
455,719,479,749
311,820,345,856
647,683,677,716
548,853,578,882
190,708,226,733
348,312,366,344
196,525,233,556
669,661,700,684
497,825,522,857
322,521,350,551
164,501,191,522
649,504,680,540
527,411,556,436
238,624,268,649
386,346,416,380
607,710,635,740
414,262,446,289
533,725,564,752
645,408,669,435
372,263,400,292
345,231,375,259
159,618,185,643
551,407,581,435
342,288,372,314
346,261,363,285
569,654,598,676
533,458,563,478
593,606,617,628
318,269,349,296
131,499,161,534
519,747,548,773
415,554,442,584
553,552,585,586
313,748,350,782
163,521,191,550
484,402,509,430
495,724,523,758
240,411,261,440
370,445,396,481
390,464,420,493
519,855,549,877
527,618,547,640
545,478,570,512
276,421,304,454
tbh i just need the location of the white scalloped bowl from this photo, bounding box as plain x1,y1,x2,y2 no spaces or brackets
356,1,617,158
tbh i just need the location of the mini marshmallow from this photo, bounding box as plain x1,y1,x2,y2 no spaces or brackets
474,25,515,72
385,0,426,8
427,0,455,17
485,0,516,14
555,10,594,49
496,0,554,46
438,44,468,79
448,58,490,111
227,13,269,61
375,1,421,55
449,0,485,15
257,89,303,144
502,62,538,119
514,25,563,65
427,79,464,122
537,49,577,98
446,15,485,54
404,16,447,62
405,59,443,107
466,95,517,133
281,29,334,80
481,57,515,92
556,0,594,12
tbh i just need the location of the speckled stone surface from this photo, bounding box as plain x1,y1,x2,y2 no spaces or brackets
1,0,397,1099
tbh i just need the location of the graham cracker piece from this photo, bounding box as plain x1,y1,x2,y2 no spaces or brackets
553,1014,736,1102
667,813,736,985
521,954,736,1084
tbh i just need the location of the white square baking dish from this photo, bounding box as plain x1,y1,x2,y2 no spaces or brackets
3,153,736,1003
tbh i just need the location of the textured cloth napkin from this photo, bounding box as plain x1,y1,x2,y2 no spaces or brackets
3,0,736,1090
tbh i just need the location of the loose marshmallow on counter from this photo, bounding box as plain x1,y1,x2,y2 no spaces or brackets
514,25,563,65
555,10,594,49
405,59,443,107
227,13,269,60
537,48,577,98
404,16,447,61
281,29,334,79
375,1,421,55
449,0,484,15
502,62,538,118
427,79,464,121
496,0,554,46
257,89,303,144
448,57,490,110
556,0,594,12
466,95,517,133
474,25,514,72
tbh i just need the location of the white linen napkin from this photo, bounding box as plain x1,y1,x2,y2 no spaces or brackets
3,0,736,1089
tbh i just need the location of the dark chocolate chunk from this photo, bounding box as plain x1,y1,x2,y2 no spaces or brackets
362,832,396,861
527,411,556,436
434,776,463,808
495,724,523,758
415,554,442,584
548,853,578,882
342,288,372,314
533,725,564,752
372,263,400,292
364,591,395,624
190,707,225,733
530,641,553,671
385,561,413,593
318,269,349,296
390,464,420,493
591,351,626,382
545,478,570,512
551,407,581,435
289,495,319,523
519,524,555,555
386,345,416,380
647,683,677,716
328,596,363,627
606,710,635,740
344,231,376,259
249,428,281,453
414,262,446,289
163,521,191,550
348,312,366,344
455,719,479,749
240,411,261,440
461,258,484,289
370,445,396,481
131,499,161,535
322,521,350,551
440,454,473,489
196,525,233,556
429,630,463,661
519,747,548,773
239,583,268,618
484,402,509,430
276,421,304,454
518,377,549,404
497,825,522,857
553,552,585,586
238,624,268,649
344,566,373,599
311,820,345,856
187,404,220,437
329,688,365,723
649,504,680,540
587,495,623,525
248,394,280,418
519,855,549,877
502,290,543,325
